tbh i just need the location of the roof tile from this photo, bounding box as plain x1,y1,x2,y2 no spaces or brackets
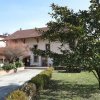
6,27,48,40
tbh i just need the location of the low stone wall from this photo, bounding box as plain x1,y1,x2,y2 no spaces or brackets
0,67,25,76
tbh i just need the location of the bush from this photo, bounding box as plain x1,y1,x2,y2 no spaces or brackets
2,61,23,72
6,68,53,100
2,63,15,71
40,74,50,88
21,83,36,99
15,61,23,68
6,90,28,100
29,68,53,90
29,74,44,90
65,66,81,73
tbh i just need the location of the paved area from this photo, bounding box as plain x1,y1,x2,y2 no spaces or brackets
0,69,43,100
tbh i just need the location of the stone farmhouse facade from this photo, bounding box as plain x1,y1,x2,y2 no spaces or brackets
6,27,69,67
0,35,6,66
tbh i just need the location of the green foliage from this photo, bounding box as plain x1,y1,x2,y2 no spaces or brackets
2,63,15,71
29,74,44,90
41,68,53,87
39,71,99,100
6,90,28,100
43,3,85,50
2,60,23,71
21,83,36,98
35,1,100,88
6,68,53,99
15,61,23,68
31,1,100,89
29,68,53,90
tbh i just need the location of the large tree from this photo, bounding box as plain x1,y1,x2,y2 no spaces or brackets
42,3,86,67
41,0,100,88
80,0,100,87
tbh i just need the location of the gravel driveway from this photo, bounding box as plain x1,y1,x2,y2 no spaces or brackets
0,69,43,100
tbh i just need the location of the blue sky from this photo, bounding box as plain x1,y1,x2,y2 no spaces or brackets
0,0,90,34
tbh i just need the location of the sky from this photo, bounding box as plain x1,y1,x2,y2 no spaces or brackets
0,0,90,34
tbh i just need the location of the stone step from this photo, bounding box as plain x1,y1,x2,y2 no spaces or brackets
25,67,49,69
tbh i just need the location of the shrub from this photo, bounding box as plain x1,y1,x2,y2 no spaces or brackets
15,61,23,68
41,67,53,78
65,66,81,73
40,74,50,88
29,74,44,90
2,63,15,71
2,61,23,72
29,67,53,90
21,83,36,99
6,68,53,100
6,90,28,100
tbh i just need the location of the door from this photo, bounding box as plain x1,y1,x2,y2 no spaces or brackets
23,56,30,67
41,56,48,66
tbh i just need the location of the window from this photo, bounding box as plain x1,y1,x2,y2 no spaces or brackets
33,45,38,62
34,55,38,63
34,45,38,50
45,44,50,50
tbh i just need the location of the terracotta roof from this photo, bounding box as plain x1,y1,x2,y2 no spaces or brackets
5,27,48,40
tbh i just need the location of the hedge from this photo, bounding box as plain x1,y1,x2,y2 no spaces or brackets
21,83,37,100
6,67,53,99
29,67,53,90
6,90,28,100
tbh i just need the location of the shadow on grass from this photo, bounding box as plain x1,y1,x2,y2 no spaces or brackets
58,70,66,73
58,70,81,73
38,80,100,100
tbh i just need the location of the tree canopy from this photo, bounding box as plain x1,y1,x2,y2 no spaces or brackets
32,0,100,88
41,0,100,88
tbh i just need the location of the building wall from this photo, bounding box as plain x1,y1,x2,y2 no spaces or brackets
25,37,66,53
24,37,69,66
0,37,6,47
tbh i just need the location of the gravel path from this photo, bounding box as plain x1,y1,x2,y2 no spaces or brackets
0,69,43,100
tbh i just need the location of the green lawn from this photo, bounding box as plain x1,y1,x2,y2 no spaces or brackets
39,71,100,100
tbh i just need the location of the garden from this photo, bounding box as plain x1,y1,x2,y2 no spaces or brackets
0,60,24,75
39,71,100,100
6,67,53,100
0,41,30,75
2,0,100,99
6,69,100,100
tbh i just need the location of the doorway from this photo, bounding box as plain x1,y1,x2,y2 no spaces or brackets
23,56,30,67
41,56,48,66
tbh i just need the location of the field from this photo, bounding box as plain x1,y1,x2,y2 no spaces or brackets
39,71,100,100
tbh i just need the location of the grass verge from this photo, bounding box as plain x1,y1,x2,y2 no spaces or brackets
39,71,100,100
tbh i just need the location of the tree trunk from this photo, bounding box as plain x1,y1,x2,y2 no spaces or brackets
98,77,100,90
95,68,100,89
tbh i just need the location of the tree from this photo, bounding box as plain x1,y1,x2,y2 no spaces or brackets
42,3,85,66
4,41,30,63
79,0,100,88
41,1,100,89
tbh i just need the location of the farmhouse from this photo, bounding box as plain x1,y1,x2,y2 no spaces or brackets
5,27,69,67
0,35,7,66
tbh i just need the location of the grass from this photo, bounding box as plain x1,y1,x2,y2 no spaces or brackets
38,71,100,100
